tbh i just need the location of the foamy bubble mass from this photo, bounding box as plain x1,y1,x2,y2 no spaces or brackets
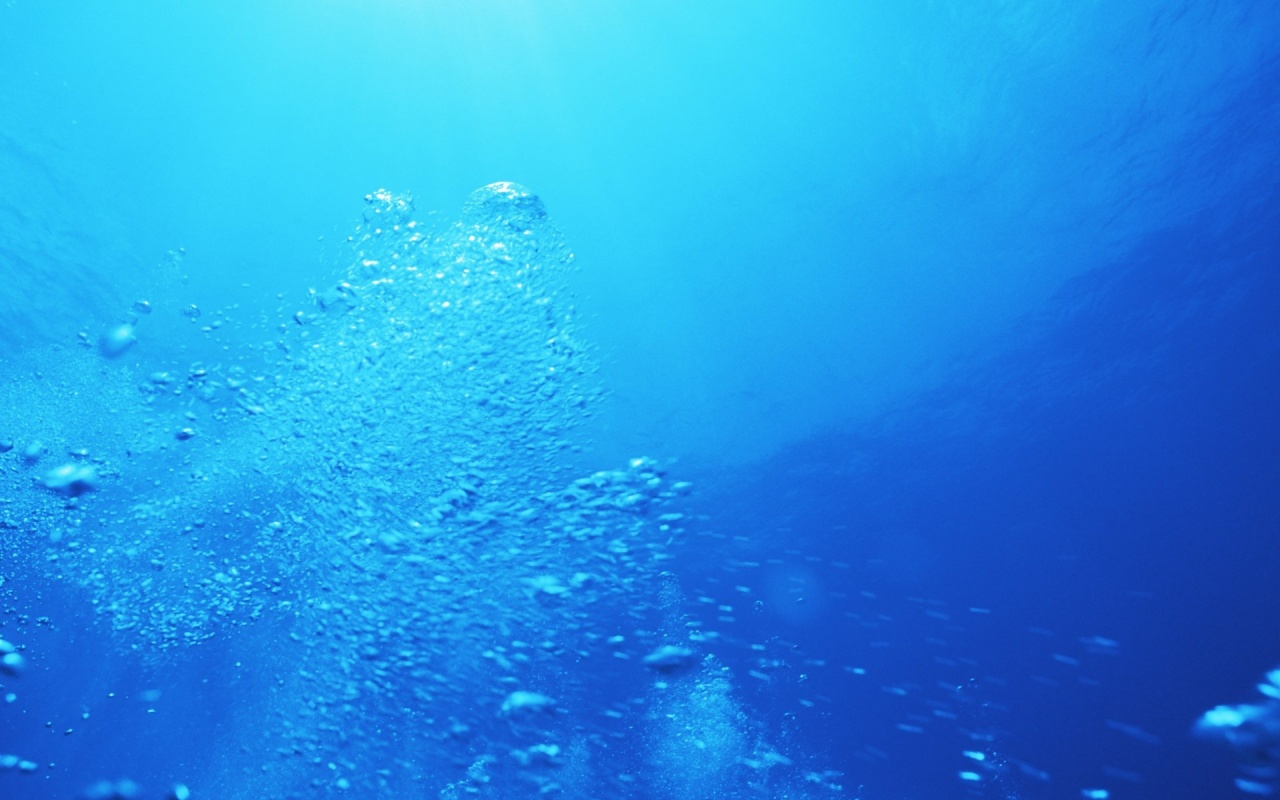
0,184,832,798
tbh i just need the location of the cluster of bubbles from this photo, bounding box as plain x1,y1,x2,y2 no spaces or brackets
1196,667,1280,795
0,635,37,776
80,780,191,800
4,182,1267,799
1,184,834,798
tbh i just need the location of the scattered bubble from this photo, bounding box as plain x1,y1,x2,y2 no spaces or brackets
643,644,697,673
501,691,556,716
81,778,141,799
99,322,137,358
0,639,23,677
42,462,99,496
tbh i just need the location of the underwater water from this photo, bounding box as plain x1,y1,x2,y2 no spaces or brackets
1,1,1279,798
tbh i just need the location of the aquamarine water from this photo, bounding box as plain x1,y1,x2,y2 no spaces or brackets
1,2,1278,798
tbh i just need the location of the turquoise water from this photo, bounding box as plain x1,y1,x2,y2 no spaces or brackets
1,2,1278,798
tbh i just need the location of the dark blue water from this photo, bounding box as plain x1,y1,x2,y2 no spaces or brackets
1,2,1278,799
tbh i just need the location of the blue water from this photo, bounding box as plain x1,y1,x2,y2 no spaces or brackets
1,2,1278,798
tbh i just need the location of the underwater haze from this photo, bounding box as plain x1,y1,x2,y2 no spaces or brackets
1,1,1278,798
